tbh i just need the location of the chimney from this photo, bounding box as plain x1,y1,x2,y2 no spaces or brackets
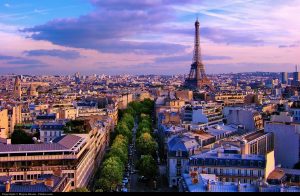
5,181,10,192
44,178,54,188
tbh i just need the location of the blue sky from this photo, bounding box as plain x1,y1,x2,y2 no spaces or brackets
0,0,299,75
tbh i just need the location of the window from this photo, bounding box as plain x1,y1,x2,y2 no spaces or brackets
250,170,254,176
238,169,241,176
220,169,223,175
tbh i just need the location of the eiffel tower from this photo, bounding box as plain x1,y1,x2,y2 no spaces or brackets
185,19,213,91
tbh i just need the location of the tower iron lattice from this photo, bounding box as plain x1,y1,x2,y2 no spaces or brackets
185,19,213,91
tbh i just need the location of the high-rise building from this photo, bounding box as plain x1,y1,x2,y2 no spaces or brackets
185,19,213,91
280,72,288,84
293,65,300,86
13,76,22,100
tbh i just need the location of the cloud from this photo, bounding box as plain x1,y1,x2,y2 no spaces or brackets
0,54,48,69
278,44,298,48
21,0,198,54
24,49,82,59
155,54,232,63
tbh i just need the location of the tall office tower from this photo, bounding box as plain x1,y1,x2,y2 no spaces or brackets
280,72,288,84
13,76,22,100
293,65,300,86
185,19,213,91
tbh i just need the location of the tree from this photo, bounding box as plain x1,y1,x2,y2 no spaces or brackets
136,133,157,156
70,187,90,192
100,156,124,191
137,155,158,179
122,113,135,130
108,135,128,164
115,121,132,141
11,129,34,144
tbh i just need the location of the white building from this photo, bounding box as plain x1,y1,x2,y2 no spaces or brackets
265,112,300,168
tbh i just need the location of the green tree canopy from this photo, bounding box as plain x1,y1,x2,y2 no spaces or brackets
115,121,132,141
11,129,34,144
136,133,157,156
137,155,158,179
100,156,124,191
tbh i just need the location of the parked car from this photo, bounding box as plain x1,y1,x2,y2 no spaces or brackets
123,178,129,184
138,176,149,183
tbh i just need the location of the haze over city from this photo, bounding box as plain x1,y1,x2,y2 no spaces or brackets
0,0,299,75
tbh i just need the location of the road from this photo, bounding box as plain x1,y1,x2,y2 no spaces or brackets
127,120,177,192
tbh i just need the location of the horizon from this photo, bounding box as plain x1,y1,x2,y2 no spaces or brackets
0,0,299,75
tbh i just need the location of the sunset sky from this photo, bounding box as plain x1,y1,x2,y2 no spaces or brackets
0,0,299,75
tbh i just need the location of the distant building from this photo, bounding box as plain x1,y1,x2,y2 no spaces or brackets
281,72,288,84
13,76,22,100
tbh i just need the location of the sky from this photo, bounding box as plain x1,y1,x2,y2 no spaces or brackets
0,0,299,75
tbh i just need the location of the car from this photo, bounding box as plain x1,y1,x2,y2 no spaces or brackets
138,176,149,183
123,178,129,184
121,188,128,192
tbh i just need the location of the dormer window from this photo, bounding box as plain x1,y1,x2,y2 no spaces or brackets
176,150,182,157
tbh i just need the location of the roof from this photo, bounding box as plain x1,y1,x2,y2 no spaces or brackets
10,183,52,192
0,135,84,154
243,130,266,142
168,135,199,152
53,134,83,149
0,144,66,153
267,169,286,180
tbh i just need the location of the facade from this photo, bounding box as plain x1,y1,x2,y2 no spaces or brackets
183,103,223,126
188,146,275,184
0,109,9,139
215,92,246,106
240,130,274,155
224,107,263,131
265,114,300,168
40,123,65,143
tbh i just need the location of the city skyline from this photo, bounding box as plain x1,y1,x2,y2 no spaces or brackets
0,0,300,75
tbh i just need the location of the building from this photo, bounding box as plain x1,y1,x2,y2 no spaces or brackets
293,71,300,86
40,123,65,143
0,116,112,190
239,130,274,155
0,109,9,139
265,112,300,168
290,101,300,122
215,92,245,106
182,102,223,127
179,172,300,192
175,90,193,102
188,146,275,184
281,72,288,84
0,174,71,192
13,76,22,100
224,107,263,131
